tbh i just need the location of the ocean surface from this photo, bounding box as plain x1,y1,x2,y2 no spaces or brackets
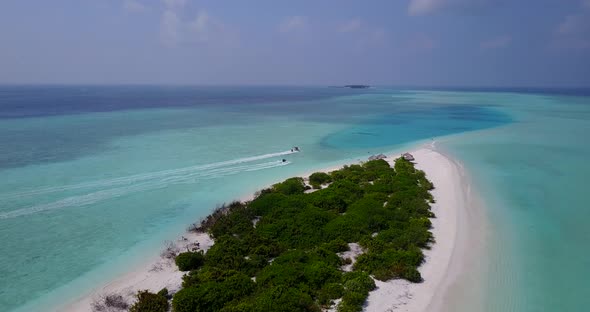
0,86,588,311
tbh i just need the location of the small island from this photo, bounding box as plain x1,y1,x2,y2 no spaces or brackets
328,85,371,89
343,85,371,89
120,157,435,312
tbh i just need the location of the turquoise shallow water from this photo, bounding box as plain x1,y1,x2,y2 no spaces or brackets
0,87,588,311
439,91,590,311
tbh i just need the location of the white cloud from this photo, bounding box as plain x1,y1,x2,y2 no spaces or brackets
408,0,497,16
480,35,511,49
189,11,210,39
557,14,589,35
335,19,388,53
159,0,186,46
408,0,446,16
160,10,181,46
163,0,187,9
188,11,232,43
157,0,238,47
123,0,147,13
159,7,236,47
556,0,590,36
338,19,362,33
553,11,590,51
278,16,308,33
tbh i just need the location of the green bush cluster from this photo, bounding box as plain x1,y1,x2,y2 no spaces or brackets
175,251,205,271
273,177,306,195
129,289,169,312
174,269,255,312
309,172,332,189
171,158,435,311
336,271,376,312
323,238,349,253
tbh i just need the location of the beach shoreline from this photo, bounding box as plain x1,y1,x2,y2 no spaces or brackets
363,147,482,311
60,144,480,312
60,231,215,312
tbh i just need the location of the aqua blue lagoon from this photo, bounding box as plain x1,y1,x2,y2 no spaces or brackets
0,86,588,311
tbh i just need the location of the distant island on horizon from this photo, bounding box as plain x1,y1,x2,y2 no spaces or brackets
328,85,371,89
344,85,370,89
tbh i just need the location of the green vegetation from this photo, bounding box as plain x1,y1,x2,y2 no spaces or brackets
175,251,205,271
337,271,376,312
309,172,332,189
129,290,169,312
173,158,434,311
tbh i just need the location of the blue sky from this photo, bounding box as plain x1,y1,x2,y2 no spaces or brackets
0,0,589,86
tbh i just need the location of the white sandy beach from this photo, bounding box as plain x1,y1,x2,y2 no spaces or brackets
61,232,215,312
61,145,475,312
363,147,471,312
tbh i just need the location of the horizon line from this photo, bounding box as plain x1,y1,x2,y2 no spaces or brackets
0,83,589,90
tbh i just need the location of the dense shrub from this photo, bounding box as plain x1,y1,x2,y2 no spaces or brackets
175,251,205,271
309,172,332,189
183,267,238,288
172,158,434,311
219,302,256,312
336,301,362,312
172,287,202,312
336,271,376,311
209,202,254,238
273,177,306,195
317,283,344,305
342,271,376,293
324,238,349,253
173,271,255,312
341,291,366,307
252,286,320,312
129,290,168,312
248,192,287,216
354,248,424,282
157,288,169,299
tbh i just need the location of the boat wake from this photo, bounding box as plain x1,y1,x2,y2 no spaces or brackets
0,150,296,220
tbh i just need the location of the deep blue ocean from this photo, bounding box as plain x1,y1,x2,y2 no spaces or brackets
0,86,588,311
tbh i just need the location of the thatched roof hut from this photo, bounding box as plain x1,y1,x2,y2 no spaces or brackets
402,152,415,161
368,153,387,161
